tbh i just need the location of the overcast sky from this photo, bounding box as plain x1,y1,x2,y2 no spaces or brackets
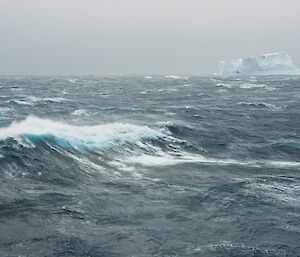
0,0,299,75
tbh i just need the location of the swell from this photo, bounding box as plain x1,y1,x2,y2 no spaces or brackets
1,116,299,178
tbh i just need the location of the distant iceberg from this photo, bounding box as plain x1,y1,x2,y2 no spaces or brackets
216,52,299,76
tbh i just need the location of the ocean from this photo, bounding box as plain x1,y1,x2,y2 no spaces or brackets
0,75,299,256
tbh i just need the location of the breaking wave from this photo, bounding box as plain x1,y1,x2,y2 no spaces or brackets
0,116,162,151
1,116,299,171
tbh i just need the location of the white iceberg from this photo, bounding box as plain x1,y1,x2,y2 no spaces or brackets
216,52,299,76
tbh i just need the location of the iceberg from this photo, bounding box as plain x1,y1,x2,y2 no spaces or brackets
216,52,299,76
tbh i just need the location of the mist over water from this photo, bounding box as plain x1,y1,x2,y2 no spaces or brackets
1,0,300,75
0,75,300,256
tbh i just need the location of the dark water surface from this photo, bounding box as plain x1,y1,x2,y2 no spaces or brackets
0,75,300,256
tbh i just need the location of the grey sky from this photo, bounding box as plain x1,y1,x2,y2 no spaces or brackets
0,0,299,75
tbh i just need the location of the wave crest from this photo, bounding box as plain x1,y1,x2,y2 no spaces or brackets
0,116,162,150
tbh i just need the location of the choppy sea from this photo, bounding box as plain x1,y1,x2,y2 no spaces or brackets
0,75,300,256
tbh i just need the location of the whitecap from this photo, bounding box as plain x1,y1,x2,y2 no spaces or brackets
71,109,89,116
68,78,79,83
0,116,163,151
165,75,189,80
165,75,181,79
140,89,153,94
27,96,67,103
9,99,34,106
239,83,268,89
238,102,282,110
10,88,24,91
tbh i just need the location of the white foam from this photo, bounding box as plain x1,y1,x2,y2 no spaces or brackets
9,99,34,106
27,96,67,103
244,175,300,207
125,152,300,169
165,75,181,79
216,83,274,90
0,107,10,113
238,102,282,110
128,154,181,166
68,78,79,83
125,152,255,167
7,97,66,106
193,240,280,255
239,83,268,89
140,90,149,94
10,88,24,91
64,151,106,174
266,160,300,167
167,88,179,92
165,75,188,80
0,116,162,150
71,109,89,116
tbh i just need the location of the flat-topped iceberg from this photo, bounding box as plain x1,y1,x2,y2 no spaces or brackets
216,52,299,76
